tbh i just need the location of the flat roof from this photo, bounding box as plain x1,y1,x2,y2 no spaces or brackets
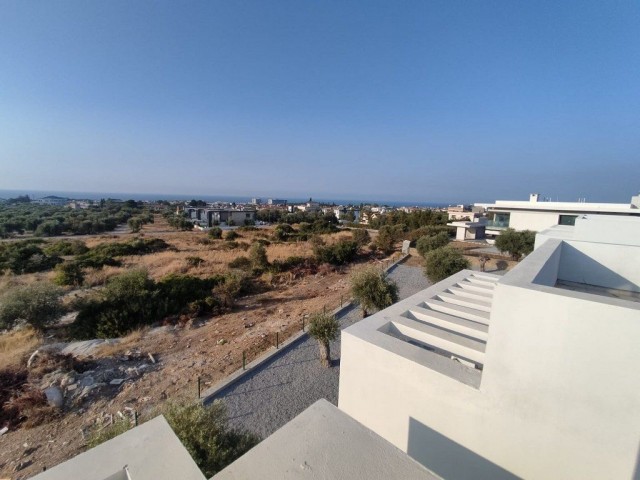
213,400,439,480
477,200,638,214
31,416,205,480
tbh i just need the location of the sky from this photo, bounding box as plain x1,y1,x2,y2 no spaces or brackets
1,1,639,204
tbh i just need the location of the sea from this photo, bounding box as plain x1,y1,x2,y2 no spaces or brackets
0,189,454,208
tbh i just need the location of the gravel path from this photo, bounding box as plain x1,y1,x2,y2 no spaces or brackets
210,263,431,439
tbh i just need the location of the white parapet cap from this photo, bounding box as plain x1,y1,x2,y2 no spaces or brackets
31,416,206,480
213,399,439,480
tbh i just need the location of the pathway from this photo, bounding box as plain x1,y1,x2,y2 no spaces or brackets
210,264,431,439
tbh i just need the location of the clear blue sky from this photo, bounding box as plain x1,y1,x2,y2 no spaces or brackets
1,1,639,203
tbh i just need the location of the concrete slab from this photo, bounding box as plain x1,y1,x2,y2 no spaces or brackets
31,416,205,480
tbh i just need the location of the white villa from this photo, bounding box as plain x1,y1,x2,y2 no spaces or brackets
478,192,640,234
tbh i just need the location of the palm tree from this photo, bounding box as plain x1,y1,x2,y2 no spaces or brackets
350,266,399,318
307,312,340,368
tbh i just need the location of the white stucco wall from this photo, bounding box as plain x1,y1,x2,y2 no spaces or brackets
507,210,562,231
339,243,640,479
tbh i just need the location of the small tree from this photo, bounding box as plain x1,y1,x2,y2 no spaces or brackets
350,266,399,318
307,312,340,367
53,262,85,287
416,232,449,257
127,217,142,233
224,230,239,241
352,229,371,247
424,247,470,282
164,401,259,478
249,242,269,271
208,227,222,239
495,229,535,260
0,283,65,331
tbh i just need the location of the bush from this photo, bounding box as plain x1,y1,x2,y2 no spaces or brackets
424,247,470,282
313,240,358,265
225,230,239,241
350,266,399,317
164,401,259,478
186,256,205,267
249,243,269,271
0,283,65,331
53,262,85,287
208,227,222,239
352,229,371,247
307,312,340,367
416,232,450,257
0,241,62,274
157,274,224,317
270,256,313,273
407,225,451,243
43,240,89,256
375,225,404,255
273,224,294,241
228,256,252,271
495,229,535,260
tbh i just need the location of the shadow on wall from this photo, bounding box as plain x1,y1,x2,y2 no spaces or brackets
559,243,640,293
407,418,521,480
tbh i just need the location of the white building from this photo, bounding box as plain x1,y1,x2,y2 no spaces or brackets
34,195,69,206
339,214,640,479
478,192,640,235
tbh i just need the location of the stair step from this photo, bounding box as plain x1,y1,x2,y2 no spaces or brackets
457,280,494,293
470,273,499,283
465,277,497,288
436,292,492,312
392,317,485,365
448,286,493,301
406,307,489,341
421,299,491,325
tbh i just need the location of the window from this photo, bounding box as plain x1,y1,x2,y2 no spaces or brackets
559,215,577,226
246,213,251,218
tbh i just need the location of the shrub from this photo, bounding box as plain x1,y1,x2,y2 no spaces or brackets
416,232,450,257
273,224,294,241
307,312,340,367
270,256,312,273
407,225,451,243
495,229,535,260
0,283,65,331
0,241,62,274
164,401,259,478
43,240,88,256
208,227,222,239
313,240,358,265
225,230,239,241
352,229,371,247
249,243,269,271
53,262,85,287
424,247,470,282
375,225,404,255
350,266,399,317
186,256,205,267
228,256,252,271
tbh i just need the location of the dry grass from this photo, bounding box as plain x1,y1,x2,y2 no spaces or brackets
0,328,42,369
93,327,151,358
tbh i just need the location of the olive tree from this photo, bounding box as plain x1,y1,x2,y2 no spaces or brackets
415,232,449,257
0,283,65,331
307,312,340,367
495,228,535,260
350,266,399,318
424,247,470,282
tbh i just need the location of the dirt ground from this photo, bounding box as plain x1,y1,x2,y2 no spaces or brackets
0,219,390,478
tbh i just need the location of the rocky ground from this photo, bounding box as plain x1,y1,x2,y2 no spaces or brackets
0,261,362,479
